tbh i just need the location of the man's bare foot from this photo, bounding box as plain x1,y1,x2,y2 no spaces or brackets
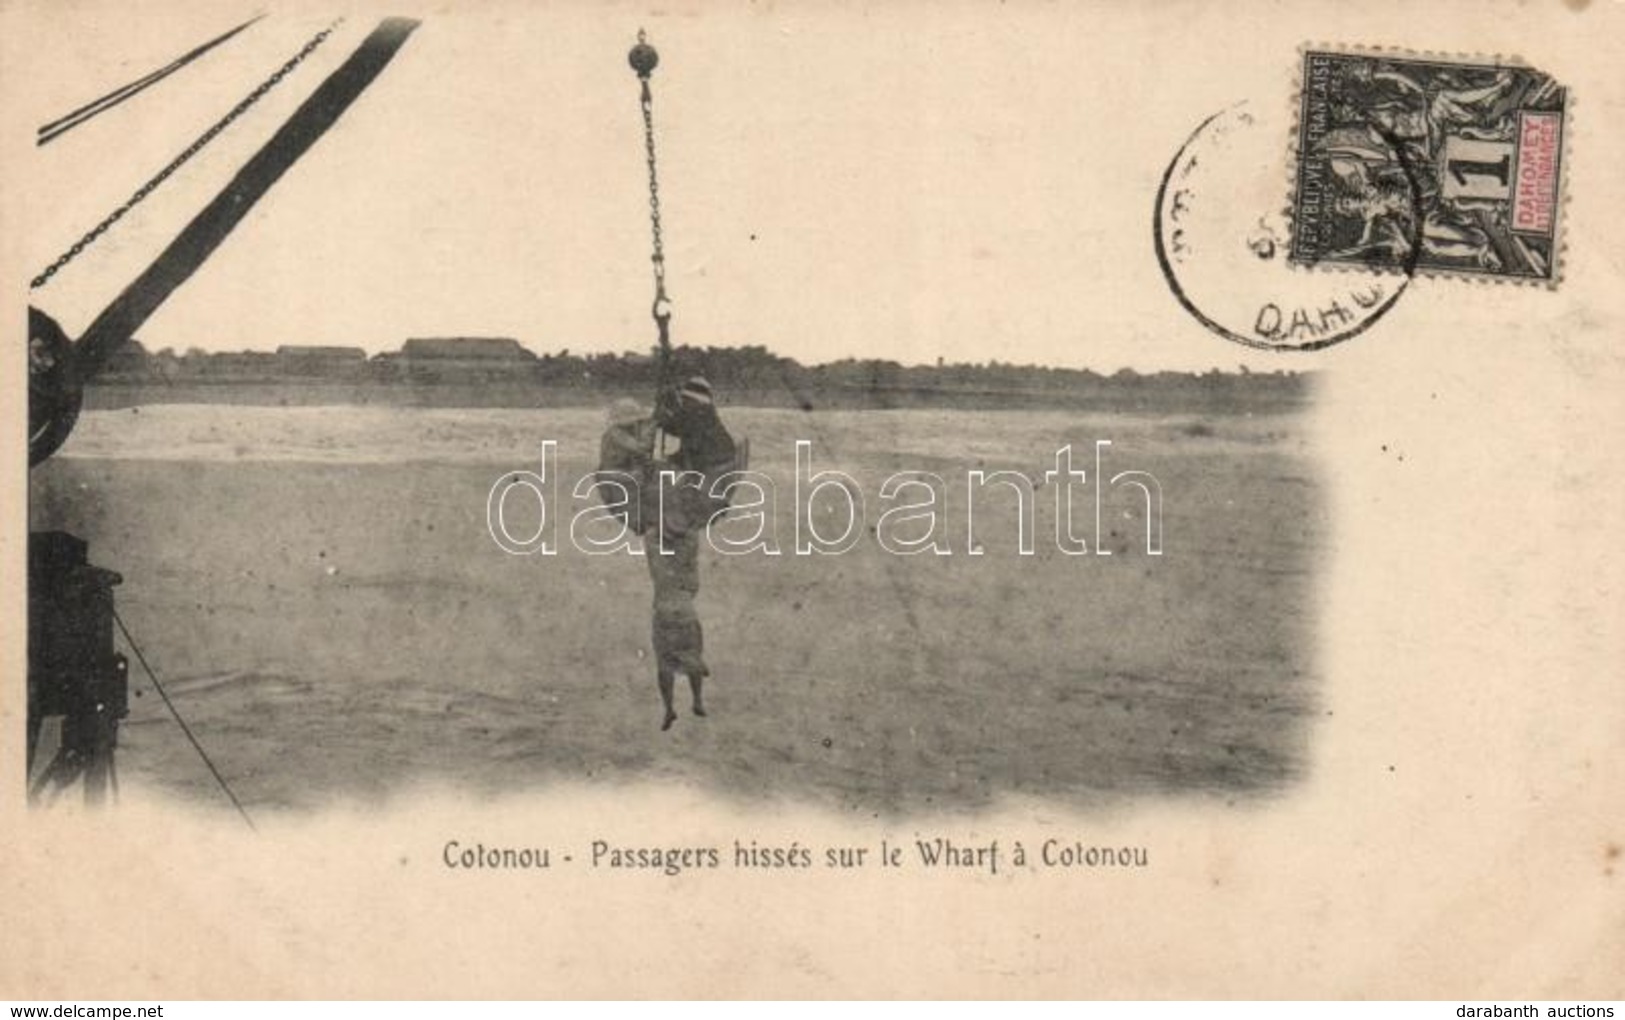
658,668,677,730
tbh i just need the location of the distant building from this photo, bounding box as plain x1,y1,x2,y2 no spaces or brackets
208,351,280,379
276,344,367,376
277,344,367,358
396,337,537,383
104,339,151,378
400,337,535,361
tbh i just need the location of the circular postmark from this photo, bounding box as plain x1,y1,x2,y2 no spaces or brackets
1154,100,1419,351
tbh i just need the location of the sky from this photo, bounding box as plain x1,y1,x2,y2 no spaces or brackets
5,1,1604,372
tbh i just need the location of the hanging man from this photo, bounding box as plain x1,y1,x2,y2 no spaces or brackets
596,397,655,533
644,376,737,730
618,34,742,729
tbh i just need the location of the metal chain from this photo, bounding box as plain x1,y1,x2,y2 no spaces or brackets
631,30,673,455
640,76,667,308
30,18,344,291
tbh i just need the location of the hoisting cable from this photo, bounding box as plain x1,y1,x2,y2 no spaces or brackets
37,13,267,147
629,29,671,383
30,17,343,291
113,608,257,832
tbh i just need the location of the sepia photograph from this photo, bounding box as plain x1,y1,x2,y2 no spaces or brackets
3,0,1621,1002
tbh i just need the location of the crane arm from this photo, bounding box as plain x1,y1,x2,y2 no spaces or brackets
73,17,420,378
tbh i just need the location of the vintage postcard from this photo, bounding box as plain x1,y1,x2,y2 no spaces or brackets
2,0,1620,1001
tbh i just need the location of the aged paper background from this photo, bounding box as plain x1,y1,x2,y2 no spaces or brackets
2,0,1621,999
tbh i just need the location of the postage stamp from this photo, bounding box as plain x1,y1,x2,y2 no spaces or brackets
1289,49,1567,283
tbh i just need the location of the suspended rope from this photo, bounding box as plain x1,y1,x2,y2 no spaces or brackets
629,29,672,385
31,17,343,291
114,609,257,832
37,13,266,147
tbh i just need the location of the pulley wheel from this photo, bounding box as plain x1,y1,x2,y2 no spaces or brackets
29,306,82,466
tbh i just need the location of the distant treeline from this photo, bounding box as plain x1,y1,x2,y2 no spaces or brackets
87,338,1312,413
